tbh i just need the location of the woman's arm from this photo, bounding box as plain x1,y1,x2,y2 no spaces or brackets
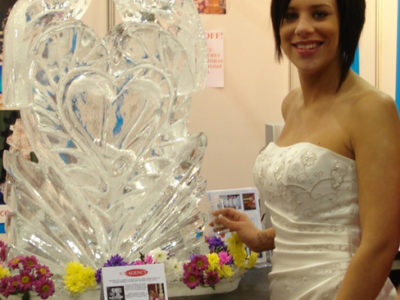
212,208,275,252
336,95,400,300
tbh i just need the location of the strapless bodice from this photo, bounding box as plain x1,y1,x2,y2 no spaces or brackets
253,142,396,300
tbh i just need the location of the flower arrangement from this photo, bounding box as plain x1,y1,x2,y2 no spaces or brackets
0,234,258,298
182,233,258,289
0,241,55,299
61,234,258,295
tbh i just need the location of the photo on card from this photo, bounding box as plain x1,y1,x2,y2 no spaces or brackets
219,193,242,210
195,0,226,14
107,285,125,300
147,283,166,300
243,192,257,211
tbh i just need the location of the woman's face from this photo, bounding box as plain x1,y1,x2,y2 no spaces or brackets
279,0,340,76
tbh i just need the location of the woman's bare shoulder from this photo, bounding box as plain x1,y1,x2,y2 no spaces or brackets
346,76,400,147
341,75,395,114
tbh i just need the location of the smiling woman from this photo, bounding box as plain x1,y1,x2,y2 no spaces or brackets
212,0,400,299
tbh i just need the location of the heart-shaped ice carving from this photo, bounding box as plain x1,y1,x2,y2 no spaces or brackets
23,20,196,177
3,1,208,294
61,67,171,163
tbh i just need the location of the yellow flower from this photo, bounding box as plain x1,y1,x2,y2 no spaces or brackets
0,264,10,279
247,251,258,268
227,233,243,251
64,262,96,295
220,264,234,279
206,253,220,271
79,266,96,287
227,233,248,268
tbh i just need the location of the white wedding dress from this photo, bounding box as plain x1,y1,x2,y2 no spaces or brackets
253,142,397,300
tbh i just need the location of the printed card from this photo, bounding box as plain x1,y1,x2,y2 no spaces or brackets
102,264,168,300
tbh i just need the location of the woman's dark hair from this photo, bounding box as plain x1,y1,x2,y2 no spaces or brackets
270,0,366,88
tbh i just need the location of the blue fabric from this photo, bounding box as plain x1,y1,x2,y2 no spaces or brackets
351,47,360,75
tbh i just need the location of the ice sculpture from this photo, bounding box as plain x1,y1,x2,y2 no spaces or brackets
2,0,208,297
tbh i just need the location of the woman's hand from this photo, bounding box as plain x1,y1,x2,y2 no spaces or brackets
211,208,275,252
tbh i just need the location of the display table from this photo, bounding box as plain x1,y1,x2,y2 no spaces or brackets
171,266,271,300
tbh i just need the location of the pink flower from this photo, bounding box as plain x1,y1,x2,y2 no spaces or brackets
144,255,153,264
17,271,34,291
218,251,232,265
191,255,209,271
0,241,7,262
8,256,23,270
34,277,55,299
6,275,19,294
0,277,12,297
22,256,38,271
35,265,51,279
132,260,145,265
183,271,202,289
205,271,220,286
183,262,194,274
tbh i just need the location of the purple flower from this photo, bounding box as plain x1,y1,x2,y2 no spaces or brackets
96,254,128,283
205,271,220,286
95,268,102,284
104,254,128,267
206,236,227,253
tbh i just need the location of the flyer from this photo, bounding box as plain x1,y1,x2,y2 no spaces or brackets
207,187,268,266
102,264,168,300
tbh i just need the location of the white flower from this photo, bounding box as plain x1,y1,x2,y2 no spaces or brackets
149,247,168,263
165,257,183,281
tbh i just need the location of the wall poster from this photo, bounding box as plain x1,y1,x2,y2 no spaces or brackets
205,30,224,88
195,0,226,14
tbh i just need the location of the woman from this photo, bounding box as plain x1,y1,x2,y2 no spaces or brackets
213,0,400,299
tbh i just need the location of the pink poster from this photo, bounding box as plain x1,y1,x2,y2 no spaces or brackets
205,31,224,88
